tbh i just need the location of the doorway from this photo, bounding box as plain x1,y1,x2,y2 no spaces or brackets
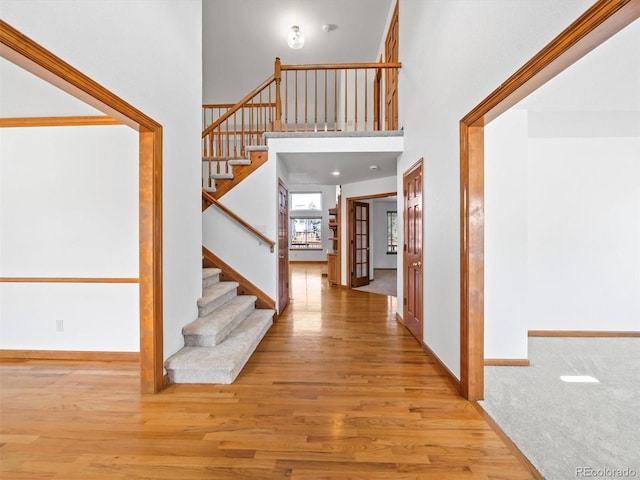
459,1,640,400
402,159,423,343
346,192,397,291
278,179,290,313
0,21,163,393
351,201,370,288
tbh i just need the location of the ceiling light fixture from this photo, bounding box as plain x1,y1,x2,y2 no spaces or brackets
322,24,338,33
369,165,379,170
331,171,340,176
288,25,304,49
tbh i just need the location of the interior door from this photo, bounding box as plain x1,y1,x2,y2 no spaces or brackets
278,179,289,312
351,201,370,288
385,1,399,130
403,160,423,342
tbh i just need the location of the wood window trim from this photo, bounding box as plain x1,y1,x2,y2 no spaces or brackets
0,20,164,394
459,0,640,401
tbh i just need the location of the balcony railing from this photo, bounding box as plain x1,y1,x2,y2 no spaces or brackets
202,57,401,171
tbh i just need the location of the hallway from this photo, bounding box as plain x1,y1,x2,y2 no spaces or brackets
0,263,535,479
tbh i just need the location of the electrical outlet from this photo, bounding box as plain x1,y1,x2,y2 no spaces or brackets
56,319,64,332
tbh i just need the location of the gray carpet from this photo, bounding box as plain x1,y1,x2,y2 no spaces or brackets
480,337,640,480
354,269,397,297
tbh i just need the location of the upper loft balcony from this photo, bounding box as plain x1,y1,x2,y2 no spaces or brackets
202,58,402,193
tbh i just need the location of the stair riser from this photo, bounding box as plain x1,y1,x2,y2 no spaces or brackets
202,273,220,289
198,289,237,317
184,302,255,347
167,316,272,384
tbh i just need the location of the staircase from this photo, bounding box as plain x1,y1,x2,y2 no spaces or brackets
203,146,268,199
164,267,274,384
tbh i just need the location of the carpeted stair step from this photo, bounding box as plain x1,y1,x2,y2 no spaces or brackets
202,267,221,289
197,281,239,317
165,309,274,384
227,158,251,166
210,172,234,180
182,295,257,347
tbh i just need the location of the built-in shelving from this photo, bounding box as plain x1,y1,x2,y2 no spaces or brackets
327,199,340,285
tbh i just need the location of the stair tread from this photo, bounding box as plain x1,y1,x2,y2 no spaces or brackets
203,268,222,279
165,309,274,384
183,295,257,340
197,281,239,307
227,159,251,166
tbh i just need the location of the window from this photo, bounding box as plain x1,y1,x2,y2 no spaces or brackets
387,211,398,254
291,192,322,211
290,218,322,249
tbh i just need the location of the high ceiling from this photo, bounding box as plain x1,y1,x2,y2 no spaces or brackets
202,0,394,103
1,5,637,185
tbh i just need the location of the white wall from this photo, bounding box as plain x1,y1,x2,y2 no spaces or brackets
485,110,529,360
0,126,139,351
394,0,593,377
372,200,398,270
1,0,203,360
526,135,640,331
485,111,640,359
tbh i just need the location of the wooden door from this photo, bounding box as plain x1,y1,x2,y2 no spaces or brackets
385,1,399,130
278,179,290,312
403,160,423,342
351,201,370,288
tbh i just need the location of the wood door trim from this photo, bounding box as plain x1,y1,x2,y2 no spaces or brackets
1,20,164,393
459,0,640,401
349,191,397,201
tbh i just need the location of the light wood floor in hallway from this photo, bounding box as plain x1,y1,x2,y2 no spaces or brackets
1,263,535,479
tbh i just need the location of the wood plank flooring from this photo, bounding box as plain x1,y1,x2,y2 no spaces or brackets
0,263,535,479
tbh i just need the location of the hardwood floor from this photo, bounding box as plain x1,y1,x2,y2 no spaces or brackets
0,263,535,479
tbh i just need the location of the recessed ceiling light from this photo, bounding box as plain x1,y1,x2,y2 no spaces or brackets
369,165,379,170
322,24,338,33
560,375,599,383
331,171,340,176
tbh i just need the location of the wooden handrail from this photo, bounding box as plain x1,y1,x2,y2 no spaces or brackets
203,102,276,109
202,191,276,252
281,62,402,71
202,75,275,138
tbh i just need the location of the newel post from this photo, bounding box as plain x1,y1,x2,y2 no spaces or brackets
274,57,282,131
